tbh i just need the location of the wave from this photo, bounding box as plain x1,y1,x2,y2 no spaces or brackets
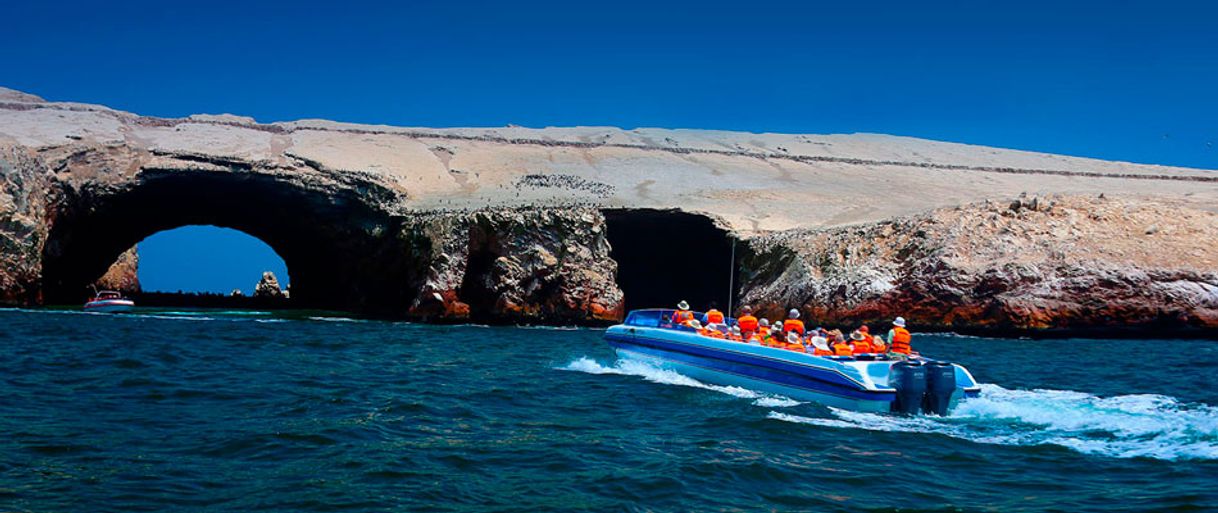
769,384,1218,461
306,316,365,323
559,357,802,407
561,357,1216,461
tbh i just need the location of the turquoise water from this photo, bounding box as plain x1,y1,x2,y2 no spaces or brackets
1,309,1216,512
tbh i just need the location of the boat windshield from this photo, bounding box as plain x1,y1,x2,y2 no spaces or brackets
96,291,122,299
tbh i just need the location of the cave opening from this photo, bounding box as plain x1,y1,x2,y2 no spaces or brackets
40,169,413,314
459,247,500,318
602,209,739,315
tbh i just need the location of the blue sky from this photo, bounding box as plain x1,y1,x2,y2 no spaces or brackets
5,0,1216,292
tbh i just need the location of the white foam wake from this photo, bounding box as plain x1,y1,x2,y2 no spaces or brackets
560,357,803,407
769,384,1218,461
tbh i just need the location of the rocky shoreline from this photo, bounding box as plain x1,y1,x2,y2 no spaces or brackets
2,87,1217,337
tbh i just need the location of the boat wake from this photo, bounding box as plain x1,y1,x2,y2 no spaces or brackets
770,384,1218,461
562,357,1217,461
560,357,804,408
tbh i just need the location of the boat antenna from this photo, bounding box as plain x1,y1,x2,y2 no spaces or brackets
726,237,736,315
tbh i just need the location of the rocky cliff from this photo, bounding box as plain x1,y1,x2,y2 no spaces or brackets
741,195,1218,336
1,87,1217,334
94,246,139,293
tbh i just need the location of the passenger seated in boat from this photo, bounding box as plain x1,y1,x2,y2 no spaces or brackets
671,300,695,325
756,318,772,345
705,303,725,325
832,336,854,356
782,309,806,337
850,331,872,354
736,306,758,338
697,321,727,339
785,331,806,352
808,330,833,355
727,325,744,342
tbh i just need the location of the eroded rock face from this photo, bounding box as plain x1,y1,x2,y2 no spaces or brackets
0,145,48,304
94,246,140,294
3,88,1218,333
740,195,1218,335
401,208,624,325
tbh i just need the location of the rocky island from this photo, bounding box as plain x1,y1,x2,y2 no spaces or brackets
1,87,1215,335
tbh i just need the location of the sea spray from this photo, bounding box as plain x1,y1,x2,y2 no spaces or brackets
560,357,802,406
769,384,1218,461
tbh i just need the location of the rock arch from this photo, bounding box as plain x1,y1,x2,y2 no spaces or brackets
40,167,416,313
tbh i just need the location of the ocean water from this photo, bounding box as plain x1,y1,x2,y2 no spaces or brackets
1,309,1215,512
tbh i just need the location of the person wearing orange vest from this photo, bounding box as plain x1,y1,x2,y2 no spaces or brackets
887,316,913,355
705,303,725,325
832,334,854,356
671,300,695,325
699,322,726,339
736,306,759,337
784,331,806,352
809,330,833,356
782,309,806,337
850,331,872,354
727,325,744,342
756,318,771,343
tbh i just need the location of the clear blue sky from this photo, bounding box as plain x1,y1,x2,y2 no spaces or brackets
5,0,1216,292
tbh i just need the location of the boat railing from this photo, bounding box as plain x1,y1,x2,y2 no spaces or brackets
625,309,739,329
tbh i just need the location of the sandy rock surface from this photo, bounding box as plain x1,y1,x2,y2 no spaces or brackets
742,195,1218,335
2,87,1217,332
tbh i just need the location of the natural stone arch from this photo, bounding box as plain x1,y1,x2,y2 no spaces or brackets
40,167,416,313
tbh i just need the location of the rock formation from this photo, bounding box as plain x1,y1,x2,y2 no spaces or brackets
1,86,1217,334
93,246,140,293
741,195,1218,336
253,271,285,299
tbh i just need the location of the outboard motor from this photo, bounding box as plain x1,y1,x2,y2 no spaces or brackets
923,361,958,416
888,361,927,415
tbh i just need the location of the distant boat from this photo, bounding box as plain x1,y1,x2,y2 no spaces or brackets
84,290,135,313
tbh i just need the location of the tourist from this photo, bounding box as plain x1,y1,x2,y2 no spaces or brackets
672,300,695,325
785,331,806,352
757,318,772,344
808,329,832,355
832,333,853,356
850,330,872,354
728,325,744,342
888,317,913,355
705,303,725,325
736,306,759,337
782,309,806,337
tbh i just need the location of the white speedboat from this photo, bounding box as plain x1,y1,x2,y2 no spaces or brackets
84,291,135,313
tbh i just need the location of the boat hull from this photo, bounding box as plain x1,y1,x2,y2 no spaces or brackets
605,323,980,414
84,299,135,313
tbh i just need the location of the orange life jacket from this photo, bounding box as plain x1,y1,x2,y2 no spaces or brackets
706,330,726,339
782,319,805,336
786,343,806,352
813,347,833,356
852,338,872,354
833,342,853,356
672,310,694,324
727,333,743,342
746,334,762,344
737,315,758,332
706,309,725,324
871,337,887,353
891,327,912,354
